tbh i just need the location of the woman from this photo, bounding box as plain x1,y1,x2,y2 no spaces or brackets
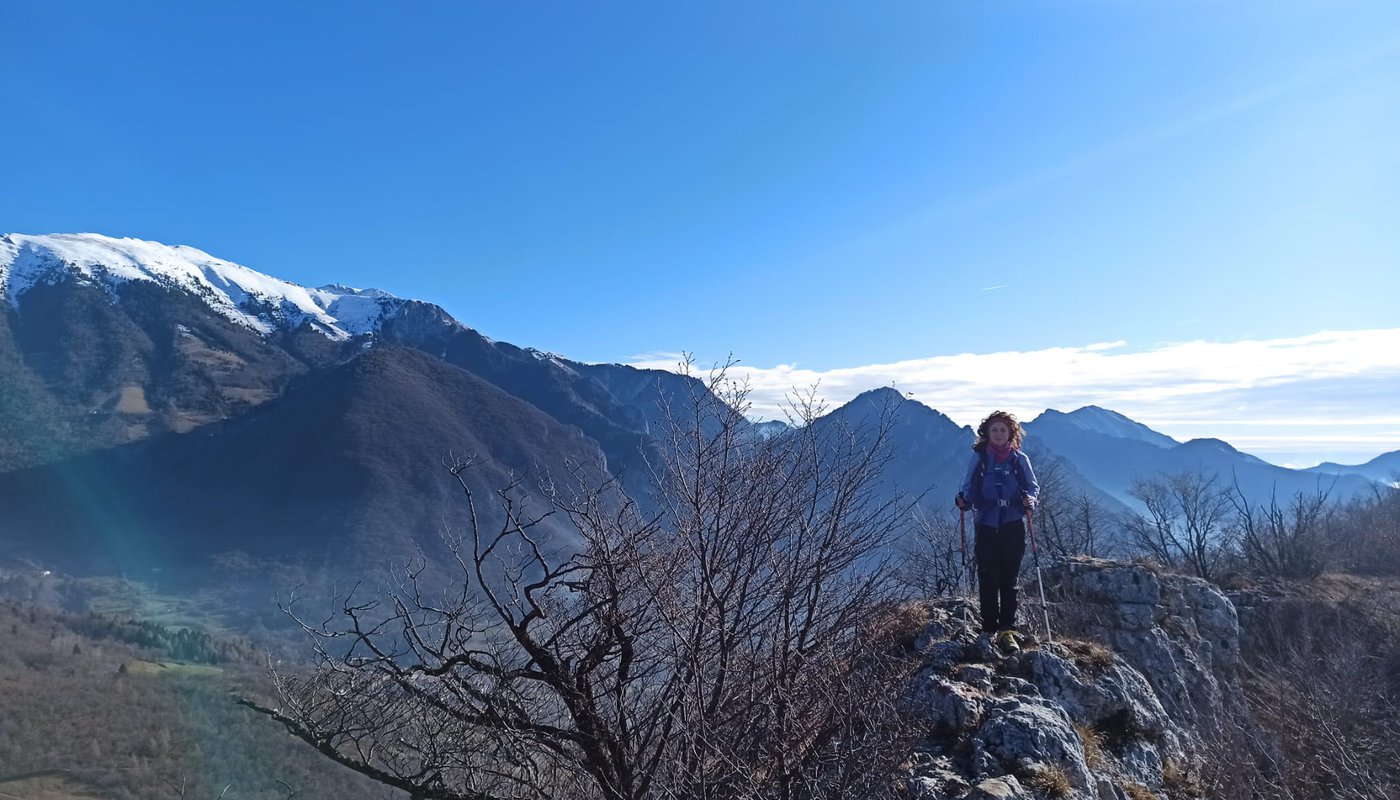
955,410,1039,652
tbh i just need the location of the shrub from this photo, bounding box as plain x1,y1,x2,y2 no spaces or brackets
864,601,933,652
1161,759,1202,798
1023,765,1072,798
1061,638,1114,673
1074,722,1105,769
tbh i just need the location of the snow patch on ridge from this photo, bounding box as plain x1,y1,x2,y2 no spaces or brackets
0,233,406,339
1060,405,1180,449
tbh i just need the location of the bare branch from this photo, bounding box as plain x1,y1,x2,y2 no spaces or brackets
244,363,920,800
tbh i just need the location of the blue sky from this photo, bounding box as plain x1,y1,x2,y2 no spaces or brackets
4,1,1399,466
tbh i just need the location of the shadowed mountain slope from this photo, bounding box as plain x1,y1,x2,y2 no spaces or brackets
0,276,350,469
817,388,971,507
0,347,605,581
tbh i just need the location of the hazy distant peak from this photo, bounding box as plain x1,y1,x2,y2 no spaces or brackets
752,420,792,440
1036,405,1179,449
1,232,424,340
1178,437,1246,458
1171,437,1270,468
1306,450,1400,483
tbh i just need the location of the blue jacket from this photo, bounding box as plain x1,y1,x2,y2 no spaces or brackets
960,448,1039,527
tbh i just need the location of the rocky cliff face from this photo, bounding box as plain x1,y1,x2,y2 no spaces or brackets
903,558,1239,800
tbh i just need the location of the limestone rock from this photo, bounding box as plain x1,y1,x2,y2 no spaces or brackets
913,674,986,733
1045,558,1241,730
906,752,973,799
973,699,1094,793
900,558,1244,800
966,775,1029,799
1021,648,1171,738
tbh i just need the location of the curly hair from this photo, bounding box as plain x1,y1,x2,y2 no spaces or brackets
972,410,1025,452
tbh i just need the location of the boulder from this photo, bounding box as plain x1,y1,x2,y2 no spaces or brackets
973,698,1094,793
1045,559,1241,730
966,775,1029,799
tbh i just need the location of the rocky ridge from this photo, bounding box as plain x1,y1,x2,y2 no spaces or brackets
903,558,1238,800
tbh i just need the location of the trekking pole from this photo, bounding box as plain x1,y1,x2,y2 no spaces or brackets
957,495,980,599
959,505,975,595
1025,504,1053,644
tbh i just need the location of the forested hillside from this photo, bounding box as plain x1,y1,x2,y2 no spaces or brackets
0,599,401,800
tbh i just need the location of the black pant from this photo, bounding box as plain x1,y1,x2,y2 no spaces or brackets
975,520,1026,633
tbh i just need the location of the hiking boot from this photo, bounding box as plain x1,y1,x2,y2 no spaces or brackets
996,629,1021,653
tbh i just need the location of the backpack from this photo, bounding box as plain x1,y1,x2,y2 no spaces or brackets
967,448,1027,508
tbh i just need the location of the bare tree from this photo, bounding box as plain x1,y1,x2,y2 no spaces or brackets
1229,476,1335,579
1332,483,1400,574
241,366,920,800
1066,492,1114,559
894,505,967,599
1200,601,1400,799
1025,454,1110,560
1122,468,1233,580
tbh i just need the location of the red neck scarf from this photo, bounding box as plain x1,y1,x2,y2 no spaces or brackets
989,442,1014,463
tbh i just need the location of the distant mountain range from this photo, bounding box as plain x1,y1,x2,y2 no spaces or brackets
1307,451,1400,484
0,233,1391,584
1020,406,1376,507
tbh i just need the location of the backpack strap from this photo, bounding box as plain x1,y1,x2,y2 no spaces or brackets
968,450,990,506
975,449,1027,509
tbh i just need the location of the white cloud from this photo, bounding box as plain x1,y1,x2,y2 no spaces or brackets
622,350,691,366
623,328,1400,466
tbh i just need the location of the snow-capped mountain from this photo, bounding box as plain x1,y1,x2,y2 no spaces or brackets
1036,406,1179,449
0,232,727,579
0,233,416,340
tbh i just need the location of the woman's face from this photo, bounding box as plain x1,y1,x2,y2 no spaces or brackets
988,420,1011,447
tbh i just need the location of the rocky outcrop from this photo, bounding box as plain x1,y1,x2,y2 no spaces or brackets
1042,558,1240,732
903,558,1239,799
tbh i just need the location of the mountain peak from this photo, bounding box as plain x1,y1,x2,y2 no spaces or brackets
832,388,963,435
852,386,908,404
1179,437,1239,454
1034,405,1179,449
1,232,420,340
843,386,938,418
316,283,396,299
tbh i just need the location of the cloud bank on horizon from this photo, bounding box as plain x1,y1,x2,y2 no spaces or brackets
625,327,1400,469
